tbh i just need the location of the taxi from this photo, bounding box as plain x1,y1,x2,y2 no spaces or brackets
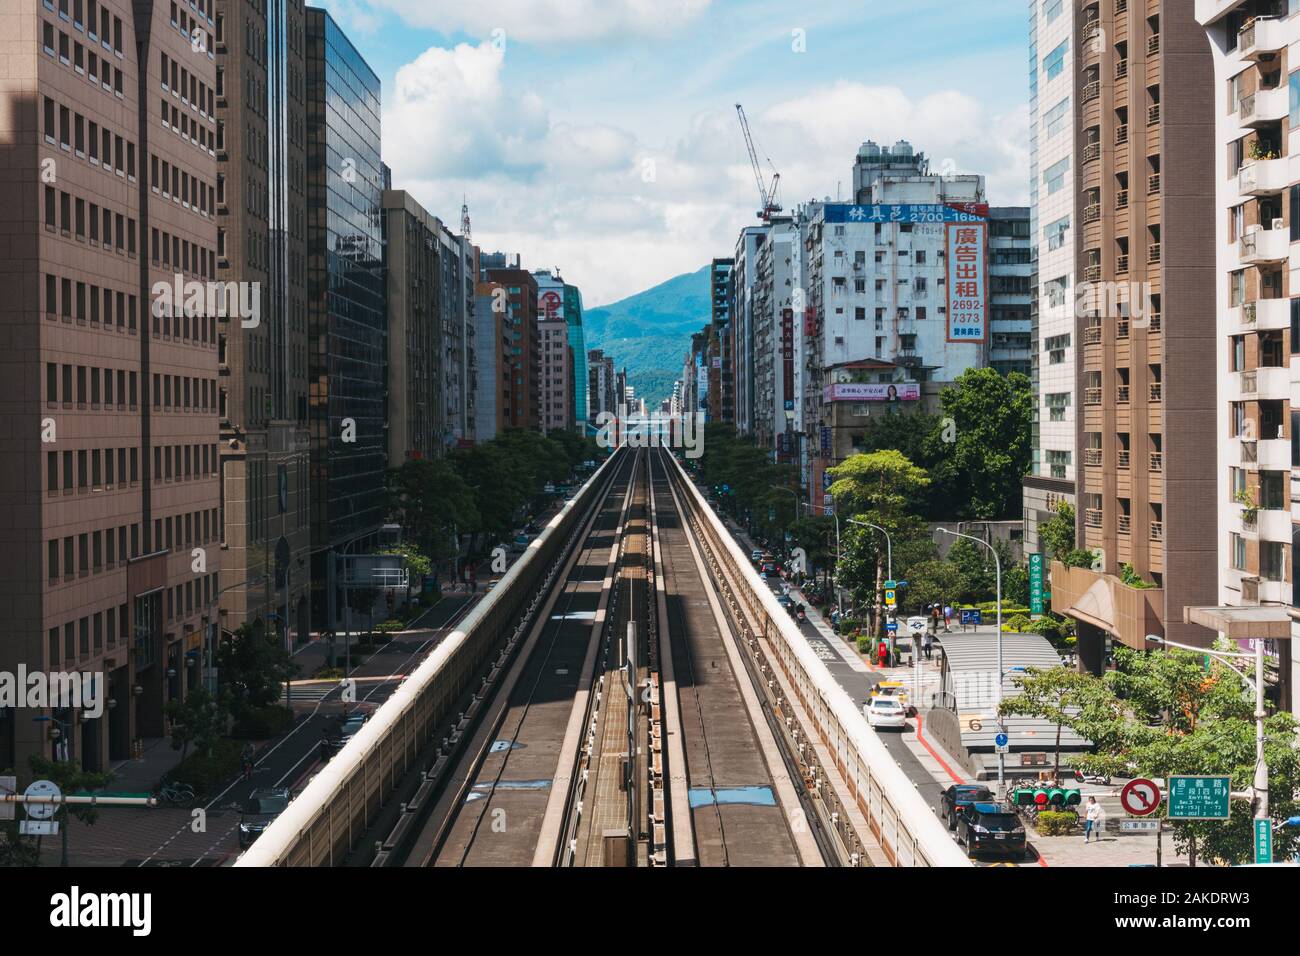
870,679,910,707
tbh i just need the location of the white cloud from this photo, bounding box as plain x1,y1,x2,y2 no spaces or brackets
385,55,1030,305
366,0,710,43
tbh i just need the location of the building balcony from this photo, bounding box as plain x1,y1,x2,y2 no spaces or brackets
1116,188,1129,210
1238,158,1289,196
1148,103,1161,125
1117,384,1130,403
1116,124,1129,145
1239,16,1288,60
1147,34,1160,56
1117,254,1130,274
1083,264,1102,282
1243,436,1291,469
1084,387,1103,405
1085,508,1103,528
1083,325,1103,344
1148,173,1161,194
1240,87,1288,127
1084,449,1103,467
1148,243,1161,264
1258,506,1293,541
1117,513,1131,534
1116,60,1129,80
1239,364,1289,398
1149,382,1162,402
1238,297,1288,330
1239,227,1289,265
1083,140,1101,163
1149,521,1163,542
1118,449,1131,469
1083,203,1101,224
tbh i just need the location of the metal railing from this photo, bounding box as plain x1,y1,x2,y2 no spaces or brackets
1149,521,1163,542
1149,451,1163,472
1116,124,1129,145
1149,382,1162,402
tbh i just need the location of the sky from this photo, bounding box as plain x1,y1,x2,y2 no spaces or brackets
316,0,1030,307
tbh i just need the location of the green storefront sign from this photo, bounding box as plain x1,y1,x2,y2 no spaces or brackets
1167,775,1231,820
1029,554,1044,615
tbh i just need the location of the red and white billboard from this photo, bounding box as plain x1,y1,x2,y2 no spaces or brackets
945,221,987,343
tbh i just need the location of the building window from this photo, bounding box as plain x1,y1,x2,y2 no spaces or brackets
1043,39,1068,81
1044,215,1070,251
1043,96,1069,138
1230,532,1246,571
1044,157,1070,195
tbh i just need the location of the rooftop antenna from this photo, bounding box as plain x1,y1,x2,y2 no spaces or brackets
461,195,471,241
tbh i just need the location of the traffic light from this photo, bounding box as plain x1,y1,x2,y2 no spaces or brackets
1012,786,1082,808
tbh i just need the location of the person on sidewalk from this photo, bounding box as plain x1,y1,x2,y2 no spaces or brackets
923,631,933,661
241,743,255,781
1084,796,1101,843
943,605,953,632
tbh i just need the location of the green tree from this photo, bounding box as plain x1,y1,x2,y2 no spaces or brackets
1038,501,1078,563
217,623,296,719
163,688,226,765
829,450,931,638
386,457,479,563
1070,647,1300,866
26,754,114,867
901,558,968,613
925,367,1033,520
945,536,1018,604
997,666,1108,780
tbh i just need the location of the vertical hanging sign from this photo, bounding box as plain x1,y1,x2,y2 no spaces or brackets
946,221,988,343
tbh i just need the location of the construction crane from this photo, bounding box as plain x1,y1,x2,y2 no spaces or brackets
735,103,782,222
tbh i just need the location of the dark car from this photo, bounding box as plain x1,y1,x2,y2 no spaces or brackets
939,783,995,830
327,713,368,754
239,787,292,848
956,802,1027,860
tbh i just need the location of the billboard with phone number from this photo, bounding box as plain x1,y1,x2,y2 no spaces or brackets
945,221,987,343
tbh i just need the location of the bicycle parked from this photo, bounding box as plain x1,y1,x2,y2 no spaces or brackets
157,781,196,808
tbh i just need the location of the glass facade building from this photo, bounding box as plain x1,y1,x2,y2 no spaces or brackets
565,284,588,430
305,7,386,623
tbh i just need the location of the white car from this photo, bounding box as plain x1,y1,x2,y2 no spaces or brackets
864,696,908,730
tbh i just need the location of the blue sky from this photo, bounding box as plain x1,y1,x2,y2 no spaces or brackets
317,0,1030,305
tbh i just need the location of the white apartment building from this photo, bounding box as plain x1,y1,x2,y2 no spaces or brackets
1023,0,1079,555
1196,0,1298,715
533,270,571,434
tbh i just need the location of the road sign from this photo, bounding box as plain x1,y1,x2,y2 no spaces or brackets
1167,775,1231,820
23,780,60,821
994,732,1009,754
1255,818,1273,864
885,620,898,633
19,820,58,836
1029,553,1044,615
884,579,897,589
960,609,982,626
1120,778,1162,817
884,588,896,606
1120,820,1161,833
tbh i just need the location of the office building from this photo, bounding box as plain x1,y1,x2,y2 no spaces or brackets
0,0,222,769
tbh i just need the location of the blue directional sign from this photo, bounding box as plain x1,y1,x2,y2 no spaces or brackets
994,732,1009,748
885,621,898,633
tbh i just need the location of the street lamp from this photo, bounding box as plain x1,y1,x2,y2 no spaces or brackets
850,518,894,666
1146,633,1270,850
938,527,1004,799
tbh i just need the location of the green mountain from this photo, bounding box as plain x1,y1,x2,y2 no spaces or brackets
583,265,710,405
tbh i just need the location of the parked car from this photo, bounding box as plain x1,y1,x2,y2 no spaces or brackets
327,712,368,754
864,696,908,730
751,549,764,564
239,787,292,848
956,802,1027,860
939,783,995,830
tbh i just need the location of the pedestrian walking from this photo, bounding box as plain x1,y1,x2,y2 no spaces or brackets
943,604,953,631
241,743,255,781
923,632,933,661
1084,796,1101,843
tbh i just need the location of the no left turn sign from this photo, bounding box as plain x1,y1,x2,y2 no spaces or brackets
1120,778,1162,817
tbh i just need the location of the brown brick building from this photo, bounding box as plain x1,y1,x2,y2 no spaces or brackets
0,0,221,771
1051,0,1219,666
